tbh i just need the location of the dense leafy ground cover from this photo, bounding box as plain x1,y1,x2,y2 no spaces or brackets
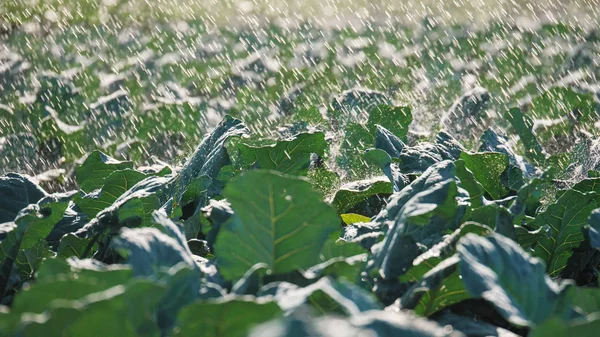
2,15,600,337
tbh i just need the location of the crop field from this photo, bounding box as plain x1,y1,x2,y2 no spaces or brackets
1,1,600,336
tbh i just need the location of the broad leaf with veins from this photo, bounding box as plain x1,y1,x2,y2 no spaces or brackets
215,170,340,279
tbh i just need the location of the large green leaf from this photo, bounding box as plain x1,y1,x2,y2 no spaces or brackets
320,232,365,261
414,270,468,317
529,314,600,337
75,175,173,237
373,160,461,225
75,150,133,193
0,258,136,335
337,104,412,178
114,180,166,225
112,210,203,278
531,189,599,276
304,278,382,316
370,178,469,281
229,132,326,176
509,178,545,223
479,128,536,179
215,170,340,279
57,233,98,259
330,177,392,215
364,148,410,193
459,152,509,200
569,177,600,194
10,258,132,315
175,115,247,201
505,108,546,165
367,160,470,285
373,125,405,158
454,159,485,208
261,277,381,316
18,279,166,337
525,87,600,148
44,201,90,249
470,204,517,241
587,209,600,250
436,312,520,337
515,225,550,249
566,286,600,314
401,222,492,284
366,105,412,139
175,297,282,337
0,201,68,297
155,265,218,333
246,309,465,337
397,180,465,233
374,127,464,175
399,256,470,317
7,252,215,335
329,89,392,125
440,87,490,142
0,173,48,223
74,169,147,218
458,233,570,327
113,227,197,276
229,263,270,295
303,253,367,283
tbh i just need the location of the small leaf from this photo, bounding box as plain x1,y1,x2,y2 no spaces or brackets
340,213,371,225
